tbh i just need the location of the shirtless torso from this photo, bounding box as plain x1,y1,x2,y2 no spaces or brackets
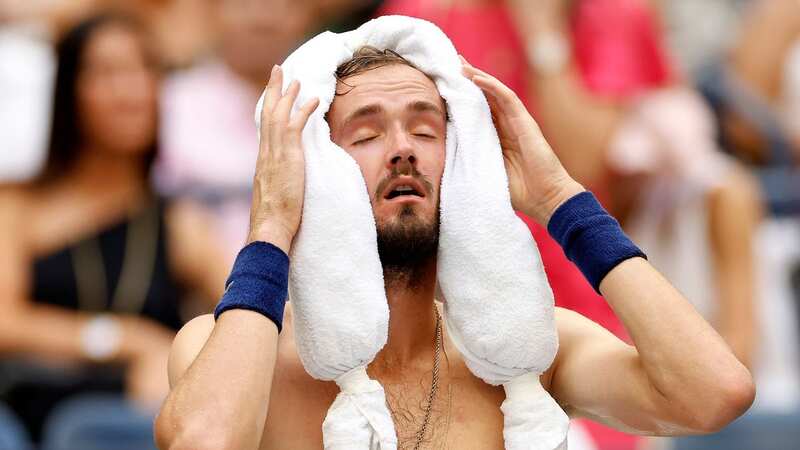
180,304,558,450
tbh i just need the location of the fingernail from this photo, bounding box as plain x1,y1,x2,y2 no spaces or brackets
271,65,277,74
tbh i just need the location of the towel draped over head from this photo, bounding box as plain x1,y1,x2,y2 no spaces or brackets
255,15,569,450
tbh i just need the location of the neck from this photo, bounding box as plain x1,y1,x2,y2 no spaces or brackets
65,147,147,198
370,257,439,378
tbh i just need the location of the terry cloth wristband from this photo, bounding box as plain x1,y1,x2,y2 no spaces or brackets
547,191,647,293
214,241,290,332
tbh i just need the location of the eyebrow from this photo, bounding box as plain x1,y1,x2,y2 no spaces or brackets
340,100,446,132
408,100,445,117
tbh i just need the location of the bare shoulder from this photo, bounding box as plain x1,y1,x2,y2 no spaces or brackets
0,185,32,234
0,186,35,304
167,313,216,387
167,304,310,388
541,307,598,392
552,306,631,362
553,306,615,337
547,306,637,414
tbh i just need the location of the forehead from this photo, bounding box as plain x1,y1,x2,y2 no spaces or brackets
328,64,444,125
83,24,142,66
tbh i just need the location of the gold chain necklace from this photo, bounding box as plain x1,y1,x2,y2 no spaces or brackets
412,307,443,450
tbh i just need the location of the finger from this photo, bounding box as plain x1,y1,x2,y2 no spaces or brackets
460,59,517,104
269,80,300,153
474,77,502,113
257,66,282,162
459,55,489,79
285,97,320,154
471,74,523,113
274,80,301,126
288,97,320,135
259,65,283,153
461,61,512,98
261,65,284,125
460,56,482,78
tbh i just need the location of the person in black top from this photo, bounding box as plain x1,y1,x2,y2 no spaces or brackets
0,13,230,443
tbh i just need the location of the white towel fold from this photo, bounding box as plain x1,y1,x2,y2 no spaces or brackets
255,15,568,450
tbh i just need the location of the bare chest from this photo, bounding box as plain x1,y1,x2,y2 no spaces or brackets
260,353,507,450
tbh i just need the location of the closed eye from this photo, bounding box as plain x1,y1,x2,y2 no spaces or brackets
414,133,436,139
353,136,378,145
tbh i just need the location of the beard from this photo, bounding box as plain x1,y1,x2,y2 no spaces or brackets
376,203,440,291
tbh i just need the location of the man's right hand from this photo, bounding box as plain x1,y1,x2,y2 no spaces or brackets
248,65,319,254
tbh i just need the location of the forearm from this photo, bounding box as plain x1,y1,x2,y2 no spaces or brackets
514,9,623,185
0,302,170,363
157,310,278,450
530,72,621,185
717,309,757,371
542,188,754,432
157,239,289,449
708,170,762,370
599,258,755,429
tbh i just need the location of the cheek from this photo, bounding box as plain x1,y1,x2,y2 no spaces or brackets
419,142,446,190
345,147,385,198
77,83,113,137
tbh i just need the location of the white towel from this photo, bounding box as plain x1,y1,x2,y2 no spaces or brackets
255,15,568,450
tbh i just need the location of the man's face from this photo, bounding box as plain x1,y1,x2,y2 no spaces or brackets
327,64,446,266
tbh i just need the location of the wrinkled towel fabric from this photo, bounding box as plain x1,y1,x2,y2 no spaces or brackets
254,15,568,450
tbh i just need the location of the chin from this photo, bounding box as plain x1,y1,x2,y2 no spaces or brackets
381,204,434,229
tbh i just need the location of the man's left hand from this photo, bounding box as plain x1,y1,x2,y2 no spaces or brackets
460,56,584,226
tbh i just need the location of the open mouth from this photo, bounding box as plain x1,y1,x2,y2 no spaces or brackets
386,184,424,200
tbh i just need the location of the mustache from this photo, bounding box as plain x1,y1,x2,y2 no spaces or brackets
373,162,435,202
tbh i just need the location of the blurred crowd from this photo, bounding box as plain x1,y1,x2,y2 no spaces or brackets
0,0,799,449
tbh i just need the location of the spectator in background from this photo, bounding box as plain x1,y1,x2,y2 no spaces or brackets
655,0,748,78
132,0,217,69
153,0,318,256
377,1,762,450
0,13,228,449
0,0,215,185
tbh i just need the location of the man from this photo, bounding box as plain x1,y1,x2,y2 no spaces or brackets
154,48,754,450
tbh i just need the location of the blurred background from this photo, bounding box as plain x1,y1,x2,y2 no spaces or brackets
0,0,799,449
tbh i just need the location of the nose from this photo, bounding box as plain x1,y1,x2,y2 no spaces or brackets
386,131,417,173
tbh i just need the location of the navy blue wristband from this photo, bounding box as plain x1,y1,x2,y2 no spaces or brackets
547,191,647,293
213,241,289,332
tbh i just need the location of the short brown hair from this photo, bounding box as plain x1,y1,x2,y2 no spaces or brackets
334,46,418,94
